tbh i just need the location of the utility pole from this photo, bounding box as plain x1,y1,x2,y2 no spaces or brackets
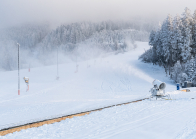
75,45,79,73
17,43,20,95
56,46,59,80
75,52,79,73
29,63,30,72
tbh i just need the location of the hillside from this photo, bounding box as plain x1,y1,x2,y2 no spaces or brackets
2,42,196,138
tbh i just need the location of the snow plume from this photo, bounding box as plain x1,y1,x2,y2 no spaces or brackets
115,64,154,84
124,39,137,51
0,41,72,71
68,43,105,63
127,66,154,83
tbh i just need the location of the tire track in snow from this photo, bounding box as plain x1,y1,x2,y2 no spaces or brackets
75,101,171,139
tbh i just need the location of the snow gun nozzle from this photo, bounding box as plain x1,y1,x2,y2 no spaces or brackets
152,79,166,90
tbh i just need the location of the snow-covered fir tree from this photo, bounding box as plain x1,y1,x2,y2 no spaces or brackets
187,56,195,81
149,30,157,64
192,10,196,56
172,61,182,83
180,7,193,63
161,15,173,74
171,15,183,64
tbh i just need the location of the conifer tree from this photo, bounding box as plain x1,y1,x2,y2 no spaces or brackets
160,15,173,74
180,7,193,63
171,15,183,63
187,56,195,81
192,10,196,56
172,61,182,82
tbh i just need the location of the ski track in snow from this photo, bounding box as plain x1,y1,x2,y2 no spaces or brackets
2,98,196,139
98,101,196,139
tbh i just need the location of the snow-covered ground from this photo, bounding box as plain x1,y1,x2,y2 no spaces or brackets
1,42,196,139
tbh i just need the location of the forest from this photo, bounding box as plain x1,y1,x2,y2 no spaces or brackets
0,20,154,71
140,7,196,84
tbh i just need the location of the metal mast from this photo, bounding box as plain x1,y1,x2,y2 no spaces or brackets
17,43,20,95
56,46,59,80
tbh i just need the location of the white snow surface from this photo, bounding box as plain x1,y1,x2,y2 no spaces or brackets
1,42,196,139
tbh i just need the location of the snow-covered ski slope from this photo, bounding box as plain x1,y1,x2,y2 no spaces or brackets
1,42,196,139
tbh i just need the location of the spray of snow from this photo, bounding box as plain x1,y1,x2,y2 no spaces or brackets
128,66,154,83
110,63,154,84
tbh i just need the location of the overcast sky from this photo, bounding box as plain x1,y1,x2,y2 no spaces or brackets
1,0,196,28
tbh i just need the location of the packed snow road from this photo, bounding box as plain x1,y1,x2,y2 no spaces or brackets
1,42,196,138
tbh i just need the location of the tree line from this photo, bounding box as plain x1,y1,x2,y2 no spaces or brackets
0,20,154,71
40,21,151,51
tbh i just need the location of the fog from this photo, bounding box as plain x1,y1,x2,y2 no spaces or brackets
1,0,196,71
1,0,196,28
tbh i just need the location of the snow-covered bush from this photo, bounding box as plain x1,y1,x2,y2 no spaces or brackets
171,61,182,82
181,73,188,83
139,48,153,63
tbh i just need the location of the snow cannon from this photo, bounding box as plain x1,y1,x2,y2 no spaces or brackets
23,77,29,92
150,80,170,100
152,79,166,91
23,77,29,84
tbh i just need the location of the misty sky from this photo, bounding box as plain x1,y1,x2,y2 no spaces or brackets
1,0,196,28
